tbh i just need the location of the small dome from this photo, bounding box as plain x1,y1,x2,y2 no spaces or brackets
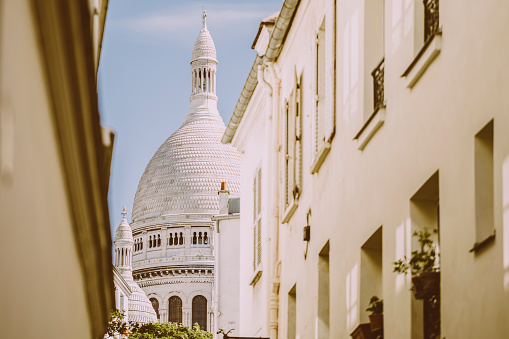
114,206,133,242
128,282,158,323
191,11,217,61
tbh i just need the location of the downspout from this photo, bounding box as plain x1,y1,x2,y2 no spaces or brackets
259,63,281,339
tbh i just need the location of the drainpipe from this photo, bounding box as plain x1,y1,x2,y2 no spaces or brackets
258,62,281,339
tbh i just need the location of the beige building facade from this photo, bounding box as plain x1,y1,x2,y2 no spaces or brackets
0,0,113,338
224,0,509,338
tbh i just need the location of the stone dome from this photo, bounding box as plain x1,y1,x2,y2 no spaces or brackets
132,117,240,222
115,206,133,242
191,12,216,61
127,281,158,323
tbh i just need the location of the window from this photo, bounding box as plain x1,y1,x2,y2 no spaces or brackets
472,120,495,251
282,73,303,223
179,232,184,245
150,298,160,320
192,295,207,330
311,8,335,173
402,0,441,88
158,234,161,247
288,284,297,339
354,0,385,150
318,243,330,339
253,168,262,271
410,171,440,339
360,226,383,331
169,296,182,324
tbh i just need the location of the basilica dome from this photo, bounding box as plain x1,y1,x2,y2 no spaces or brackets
131,118,240,222
131,11,239,223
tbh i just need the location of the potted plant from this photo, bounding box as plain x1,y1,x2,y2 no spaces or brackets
393,228,440,299
366,296,383,333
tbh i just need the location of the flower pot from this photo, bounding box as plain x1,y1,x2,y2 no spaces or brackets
411,271,440,299
369,313,383,332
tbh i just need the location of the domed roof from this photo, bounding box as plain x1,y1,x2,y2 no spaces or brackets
132,118,240,222
127,281,158,323
191,11,216,61
115,206,133,242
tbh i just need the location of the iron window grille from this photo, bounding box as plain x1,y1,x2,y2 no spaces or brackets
424,0,440,43
372,58,385,113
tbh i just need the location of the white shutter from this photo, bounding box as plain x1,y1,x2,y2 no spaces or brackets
324,0,336,142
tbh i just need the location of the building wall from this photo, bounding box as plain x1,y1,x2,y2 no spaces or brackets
232,85,270,337
0,0,112,338
213,216,241,338
228,0,509,338
131,217,215,330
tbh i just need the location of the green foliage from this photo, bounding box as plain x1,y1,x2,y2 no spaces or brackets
393,228,439,275
130,322,212,339
107,310,140,337
107,310,211,339
366,296,383,314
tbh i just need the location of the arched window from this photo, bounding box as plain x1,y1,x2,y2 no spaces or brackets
204,232,208,245
193,232,197,245
149,236,152,248
198,232,203,244
158,234,161,247
150,298,160,320
168,296,182,324
141,239,143,250
169,234,173,246
179,232,184,245
192,295,207,330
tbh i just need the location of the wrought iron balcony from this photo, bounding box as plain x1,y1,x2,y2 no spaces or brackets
372,58,385,113
424,0,440,43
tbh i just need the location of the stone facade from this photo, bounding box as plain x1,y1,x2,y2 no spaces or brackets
114,207,158,324
224,0,509,338
129,12,240,333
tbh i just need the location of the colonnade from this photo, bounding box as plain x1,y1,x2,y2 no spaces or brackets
192,67,216,94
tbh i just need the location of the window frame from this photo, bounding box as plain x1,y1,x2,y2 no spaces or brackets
311,8,336,174
282,71,303,224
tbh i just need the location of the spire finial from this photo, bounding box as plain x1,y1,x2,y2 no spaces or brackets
202,9,207,28
121,206,127,220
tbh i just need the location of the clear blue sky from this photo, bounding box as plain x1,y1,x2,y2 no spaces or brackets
98,0,282,236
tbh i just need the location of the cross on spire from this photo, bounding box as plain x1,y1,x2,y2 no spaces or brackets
121,206,127,220
202,9,207,28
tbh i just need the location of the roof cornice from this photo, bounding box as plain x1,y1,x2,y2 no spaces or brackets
222,0,301,144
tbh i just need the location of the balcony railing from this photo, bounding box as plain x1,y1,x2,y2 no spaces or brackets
424,0,440,43
372,58,385,113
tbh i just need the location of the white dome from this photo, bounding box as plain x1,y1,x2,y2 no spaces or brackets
191,12,216,61
127,281,158,323
114,207,133,242
132,118,240,222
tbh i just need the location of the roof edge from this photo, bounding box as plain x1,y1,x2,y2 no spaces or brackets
222,0,300,144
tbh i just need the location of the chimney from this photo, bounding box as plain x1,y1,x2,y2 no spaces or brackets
218,182,229,215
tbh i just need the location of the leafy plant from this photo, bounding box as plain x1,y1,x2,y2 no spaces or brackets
106,310,212,339
366,296,383,315
130,322,212,339
393,228,439,275
106,309,141,337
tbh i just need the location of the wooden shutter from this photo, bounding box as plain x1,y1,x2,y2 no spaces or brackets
325,0,336,142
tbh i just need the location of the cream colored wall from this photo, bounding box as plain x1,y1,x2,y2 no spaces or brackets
215,217,241,337
233,86,270,337
0,0,92,338
247,0,509,338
